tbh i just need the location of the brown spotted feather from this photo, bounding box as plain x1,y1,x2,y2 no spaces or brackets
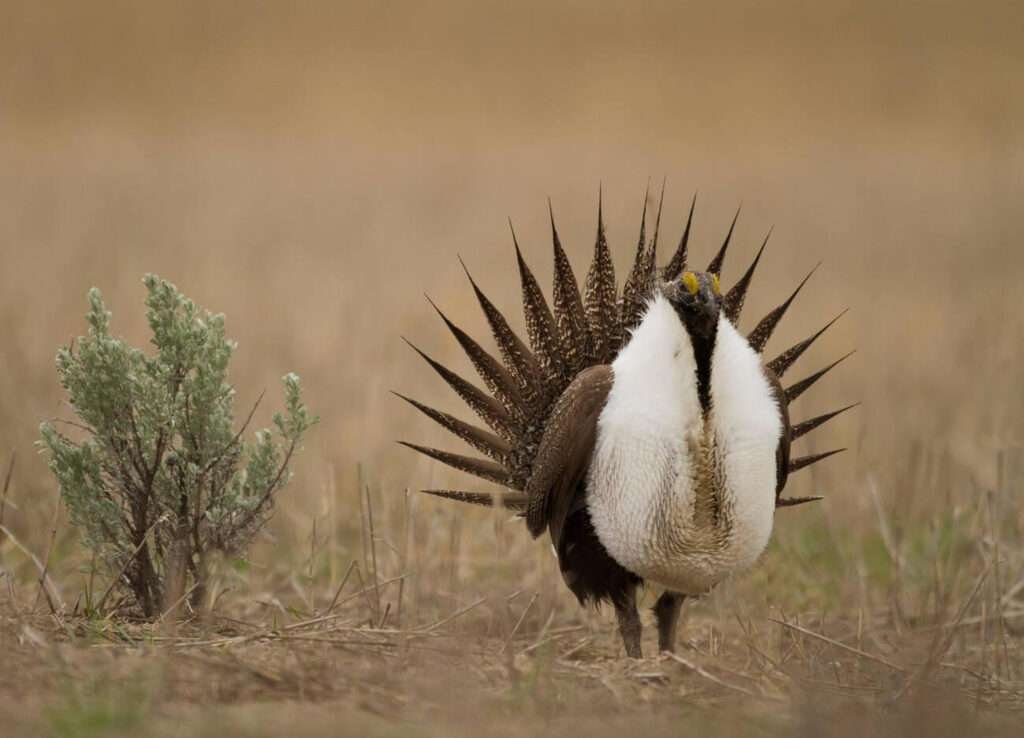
747,263,819,353
584,198,620,361
459,259,543,403
723,230,769,323
767,309,847,378
425,296,527,423
621,192,653,338
513,227,565,381
706,207,740,277
662,194,695,281
402,338,515,439
784,350,855,404
549,205,593,375
392,392,513,464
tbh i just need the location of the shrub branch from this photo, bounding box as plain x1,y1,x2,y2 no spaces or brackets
39,275,317,618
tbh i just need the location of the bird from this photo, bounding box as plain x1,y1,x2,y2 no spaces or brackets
396,188,855,658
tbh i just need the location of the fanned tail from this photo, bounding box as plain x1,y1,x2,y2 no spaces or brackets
399,196,634,506
399,190,855,514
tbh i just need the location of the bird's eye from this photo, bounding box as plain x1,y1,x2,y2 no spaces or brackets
711,274,721,295
681,272,699,295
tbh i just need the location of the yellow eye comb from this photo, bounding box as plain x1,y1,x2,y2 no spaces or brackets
681,272,699,295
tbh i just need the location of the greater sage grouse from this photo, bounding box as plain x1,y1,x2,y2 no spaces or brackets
398,192,854,657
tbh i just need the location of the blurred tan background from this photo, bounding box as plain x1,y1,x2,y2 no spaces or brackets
1,0,1022,550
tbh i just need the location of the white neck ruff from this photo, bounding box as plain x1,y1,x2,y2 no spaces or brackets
586,293,781,594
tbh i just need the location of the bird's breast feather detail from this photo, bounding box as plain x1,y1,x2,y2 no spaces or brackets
586,304,781,592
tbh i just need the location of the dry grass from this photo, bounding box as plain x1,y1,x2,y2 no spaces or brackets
2,1,1024,735
3,417,1023,737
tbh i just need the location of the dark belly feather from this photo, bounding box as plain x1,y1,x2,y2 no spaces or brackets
555,484,640,608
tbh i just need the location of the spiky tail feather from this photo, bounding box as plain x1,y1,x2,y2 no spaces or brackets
421,489,528,512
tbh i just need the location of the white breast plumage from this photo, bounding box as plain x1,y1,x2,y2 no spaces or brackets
586,294,782,595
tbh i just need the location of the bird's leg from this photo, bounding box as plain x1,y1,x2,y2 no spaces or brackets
613,587,642,659
653,591,686,653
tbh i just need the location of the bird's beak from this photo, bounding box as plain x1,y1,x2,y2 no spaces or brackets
690,285,720,338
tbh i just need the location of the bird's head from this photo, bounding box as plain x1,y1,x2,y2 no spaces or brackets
664,270,722,339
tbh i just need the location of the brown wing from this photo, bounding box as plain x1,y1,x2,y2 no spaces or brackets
524,365,613,541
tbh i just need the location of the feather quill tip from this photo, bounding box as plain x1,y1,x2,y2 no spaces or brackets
776,495,824,508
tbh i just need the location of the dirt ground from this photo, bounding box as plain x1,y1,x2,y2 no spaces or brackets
2,576,1022,737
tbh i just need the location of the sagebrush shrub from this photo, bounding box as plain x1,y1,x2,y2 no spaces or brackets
40,275,316,618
